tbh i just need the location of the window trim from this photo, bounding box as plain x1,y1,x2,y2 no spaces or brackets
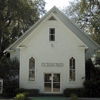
68,56,77,83
49,28,55,41
48,26,57,42
28,56,36,82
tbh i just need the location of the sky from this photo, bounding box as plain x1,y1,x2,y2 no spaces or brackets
45,0,73,11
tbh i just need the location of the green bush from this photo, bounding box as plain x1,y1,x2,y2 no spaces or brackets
1,57,19,98
83,80,100,97
3,80,19,98
84,58,100,97
63,88,86,97
15,88,39,97
16,92,29,100
70,94,78,100
16,93,25,100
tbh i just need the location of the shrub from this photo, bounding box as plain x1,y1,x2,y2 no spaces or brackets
16,93,25,100
15,88,39,97
70,94,78,100
1,57,19,98
3,80,19,98
63,88,86,97
83,80,100,97
16,92,29,100
84,58,100,97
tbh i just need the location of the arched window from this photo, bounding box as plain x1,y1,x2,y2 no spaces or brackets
29,57,35,81
69,57,76,82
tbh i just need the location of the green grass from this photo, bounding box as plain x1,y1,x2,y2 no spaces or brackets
31,97,67,100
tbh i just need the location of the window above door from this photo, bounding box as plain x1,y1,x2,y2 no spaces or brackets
49,28,55,41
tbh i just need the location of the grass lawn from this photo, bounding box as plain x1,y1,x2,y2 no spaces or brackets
31,97,67,100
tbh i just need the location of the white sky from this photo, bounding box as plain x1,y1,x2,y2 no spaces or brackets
45,0,73,11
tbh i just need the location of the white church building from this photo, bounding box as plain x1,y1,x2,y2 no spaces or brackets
5,7,100,94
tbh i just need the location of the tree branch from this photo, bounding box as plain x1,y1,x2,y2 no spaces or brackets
4,17,12,29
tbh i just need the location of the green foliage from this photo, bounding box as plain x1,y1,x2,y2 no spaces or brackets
15,88,39,97
64,0,100,45
64,0,100,65
83,80,100,97
16,93,25,100
64,59,100,98
0,0,46,59
16,92,29,100
86,59,100,80
70,94,78,100
0,57,19,80
63,88,86,97
0,57,19,97
64,86,100,97
3,80,19,98
83,59,100,97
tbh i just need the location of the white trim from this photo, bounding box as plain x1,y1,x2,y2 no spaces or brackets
16,46,26,49
17,13,57,48
68,55,78,83
43,72,61,93
52,13,89,48
5,7,57,51
78,46,88,49
5,50,15,52
27,54,37,83
5,6,100,52
49,28,55,41
47,13,58,21
55,6,100,49
48,25,57,43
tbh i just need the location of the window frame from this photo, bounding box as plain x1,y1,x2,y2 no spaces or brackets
49,28,55,41
68,56,77,83
29,57,35,81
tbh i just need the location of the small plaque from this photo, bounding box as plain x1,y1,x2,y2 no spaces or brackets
41,63,64,67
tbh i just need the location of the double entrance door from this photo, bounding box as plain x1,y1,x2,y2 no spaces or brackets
44,73,60,93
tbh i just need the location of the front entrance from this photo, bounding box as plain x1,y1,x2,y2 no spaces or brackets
44,73,60,93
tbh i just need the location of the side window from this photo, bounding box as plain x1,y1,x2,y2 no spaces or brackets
69,57,76,82
49,28,55,41
29,57,35,81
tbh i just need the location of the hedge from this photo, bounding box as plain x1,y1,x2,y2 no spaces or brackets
63,87,100,97
3,80,19,98
63,88,87,97
15,88,39,97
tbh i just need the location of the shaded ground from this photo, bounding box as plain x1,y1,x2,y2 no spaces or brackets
31,97,100,100
31,97,66,100
0,96,100,100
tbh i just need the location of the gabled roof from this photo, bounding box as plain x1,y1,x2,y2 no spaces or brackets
5,6,100,52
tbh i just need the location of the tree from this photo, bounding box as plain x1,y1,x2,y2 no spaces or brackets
0,0,46,59
0,57,20,98
63,0,100,65
0,57,19,80
84,59,100,97
64,0,100,45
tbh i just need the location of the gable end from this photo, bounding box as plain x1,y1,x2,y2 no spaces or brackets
48,16,56,20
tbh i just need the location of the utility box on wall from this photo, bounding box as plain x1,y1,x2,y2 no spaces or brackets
0,78,3,94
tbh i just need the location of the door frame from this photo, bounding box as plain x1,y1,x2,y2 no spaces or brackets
43,72,61,93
